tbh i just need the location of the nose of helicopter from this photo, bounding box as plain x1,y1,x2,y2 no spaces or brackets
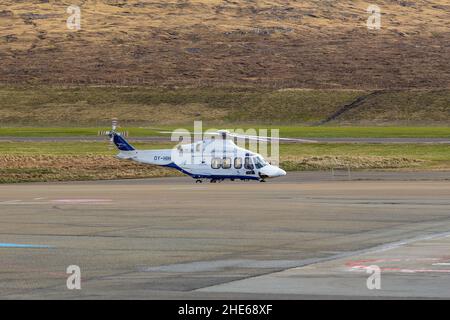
260,165,287,178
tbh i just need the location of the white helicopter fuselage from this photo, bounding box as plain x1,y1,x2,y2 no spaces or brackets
112,133,286,182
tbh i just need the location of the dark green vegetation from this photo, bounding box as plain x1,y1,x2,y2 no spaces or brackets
1,86,450,126
2,126,450,138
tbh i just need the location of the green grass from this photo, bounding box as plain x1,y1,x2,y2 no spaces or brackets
1,86,449,126
0,127,161,137
0,141,172,155
0,86,361,126
238,126,450,138
279,143,450,162
1,126,450,138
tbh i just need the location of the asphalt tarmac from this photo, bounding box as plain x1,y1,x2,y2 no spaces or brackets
1,171,450,299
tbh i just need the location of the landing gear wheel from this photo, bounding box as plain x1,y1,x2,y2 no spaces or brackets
196,179,202,183
210,179,217,183
260,179,266,183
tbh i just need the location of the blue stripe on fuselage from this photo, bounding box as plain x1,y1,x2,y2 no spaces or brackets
163,162,259,180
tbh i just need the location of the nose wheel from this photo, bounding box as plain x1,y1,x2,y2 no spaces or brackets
259,173,268,182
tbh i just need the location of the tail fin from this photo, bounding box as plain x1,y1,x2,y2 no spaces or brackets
111,133,135,151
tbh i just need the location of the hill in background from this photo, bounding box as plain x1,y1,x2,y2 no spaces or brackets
0,0,449,89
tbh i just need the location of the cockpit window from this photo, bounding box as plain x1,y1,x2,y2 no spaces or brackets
253,156,268,169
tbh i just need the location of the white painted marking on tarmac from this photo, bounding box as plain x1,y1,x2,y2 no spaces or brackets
0,199,113,205
143,232,450,274
139,259,303,273
194,230,450,292
167,187,208,190
366,231,450,254
0,201,53,205
0,200,21,204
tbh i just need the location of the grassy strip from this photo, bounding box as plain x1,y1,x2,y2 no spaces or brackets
279,143,450,162
279,144,450,170
1,141,448,159
0,127,160,137
0,141,171,155
1,126,450,138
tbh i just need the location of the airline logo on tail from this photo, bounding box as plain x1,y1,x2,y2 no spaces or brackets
113,134,135,151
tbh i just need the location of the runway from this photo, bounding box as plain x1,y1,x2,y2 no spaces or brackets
1,136,450,144
1,171,450,299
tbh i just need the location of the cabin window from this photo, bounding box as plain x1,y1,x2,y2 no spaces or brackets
211,157,222,169
222,157,231,169
234,157,242,169
244,156,254,170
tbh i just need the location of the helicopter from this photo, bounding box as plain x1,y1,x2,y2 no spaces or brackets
103,120,316,183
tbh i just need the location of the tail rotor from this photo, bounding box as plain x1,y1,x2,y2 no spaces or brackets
98,118,129,150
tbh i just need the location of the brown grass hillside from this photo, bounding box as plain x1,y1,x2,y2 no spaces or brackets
0,0,449,89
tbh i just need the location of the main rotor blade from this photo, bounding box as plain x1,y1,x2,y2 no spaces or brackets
229,133,317,143
276,137,318,143
158,130,317,143
158,131,196,134
158,131,221,136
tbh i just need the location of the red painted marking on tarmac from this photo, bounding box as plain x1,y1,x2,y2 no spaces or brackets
51,199,112,204
346,257,450,274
